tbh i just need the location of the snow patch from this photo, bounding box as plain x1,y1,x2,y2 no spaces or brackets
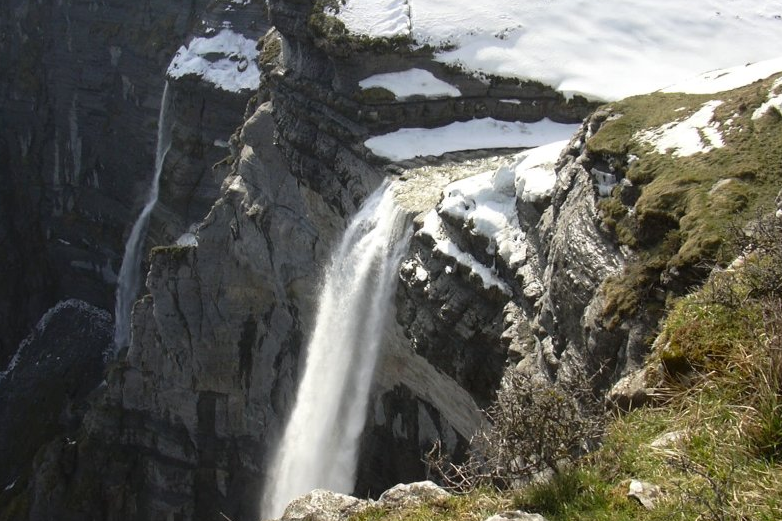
359,68,460,99
176,224,200,247
436,142,566,269
635,100,725,157
752,77,782,120
663,56,782,95
513,140,568,204
365,118,580,161
419,210,511,295
167,29,260,93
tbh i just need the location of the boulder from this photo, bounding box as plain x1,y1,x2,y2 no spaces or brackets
281,490,372,521
377,481,450,509
606,368,653,411
627,479,662,510
485,511,549,521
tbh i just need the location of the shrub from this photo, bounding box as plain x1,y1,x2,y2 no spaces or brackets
427,371,604,492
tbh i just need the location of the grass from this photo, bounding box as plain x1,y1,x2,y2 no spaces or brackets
520,237,782,521
351,490,509,521
589,73,782,326
149,244,194,263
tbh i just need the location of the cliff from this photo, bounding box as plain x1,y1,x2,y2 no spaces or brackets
0,0,267,365
2,1,781,521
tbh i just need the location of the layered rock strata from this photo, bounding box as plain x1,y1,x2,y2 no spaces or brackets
1,2,628,520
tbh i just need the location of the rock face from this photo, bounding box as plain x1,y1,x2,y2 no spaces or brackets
0,300,112,500
1,1,645,521
0,0,267,365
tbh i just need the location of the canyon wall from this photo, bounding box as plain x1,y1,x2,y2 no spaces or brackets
0,1,652,520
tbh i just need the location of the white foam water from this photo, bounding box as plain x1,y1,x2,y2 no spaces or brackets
261,180,412,519
113,82,174,350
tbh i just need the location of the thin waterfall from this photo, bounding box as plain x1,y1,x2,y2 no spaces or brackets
261,180,412,519
113,82,174,350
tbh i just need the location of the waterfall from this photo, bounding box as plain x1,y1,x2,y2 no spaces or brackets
113,82,174,350
261,180,412,519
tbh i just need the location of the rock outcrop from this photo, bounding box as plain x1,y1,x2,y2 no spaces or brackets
0,300,112,506
1,1,642,520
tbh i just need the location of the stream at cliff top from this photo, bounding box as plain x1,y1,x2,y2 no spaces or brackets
261,180,413,519
113,82,174,350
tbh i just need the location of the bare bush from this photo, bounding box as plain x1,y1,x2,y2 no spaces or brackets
427,370,605,492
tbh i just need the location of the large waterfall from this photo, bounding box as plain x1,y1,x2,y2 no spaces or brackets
113,82,174,350
261,180,412,519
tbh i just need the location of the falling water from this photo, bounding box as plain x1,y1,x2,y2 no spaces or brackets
261,180,412,519
113,82,174,350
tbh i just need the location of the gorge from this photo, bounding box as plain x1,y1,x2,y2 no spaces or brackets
1,1,782,521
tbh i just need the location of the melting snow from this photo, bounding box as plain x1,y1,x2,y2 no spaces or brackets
419,210,511,295
635,100,725,157
512,140,568,204
416,141,567,292
365,118,580,161
752,77,782,120
167,29,260,93
663,57,782,95
334,0,782,101
359,68,461,99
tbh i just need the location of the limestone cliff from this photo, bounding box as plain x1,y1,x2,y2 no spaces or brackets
8,1,776,521
0,0,266,365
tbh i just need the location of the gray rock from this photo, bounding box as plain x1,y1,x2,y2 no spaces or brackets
0,0,267,366
0,300,112,490
280,490,372,521
606,368,653,411
485,511,549,521
378,481,450,509
650,430,687,449
627,479,662,510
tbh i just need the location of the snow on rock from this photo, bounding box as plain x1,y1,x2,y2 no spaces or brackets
512,140,568,204
334,0,411,38
635,100,725,157
752,77,782,120
663,57,782,95
176,233,199,247
175,224,200,247
167,29,260,93
365,118,580,161
334,0,782,101
419,209,511,295
417,141,567,292
359,68,461,99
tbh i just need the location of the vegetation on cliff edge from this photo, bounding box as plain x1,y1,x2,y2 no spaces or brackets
589,73,782,328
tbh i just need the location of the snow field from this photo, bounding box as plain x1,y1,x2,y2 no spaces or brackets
335,0,782,101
